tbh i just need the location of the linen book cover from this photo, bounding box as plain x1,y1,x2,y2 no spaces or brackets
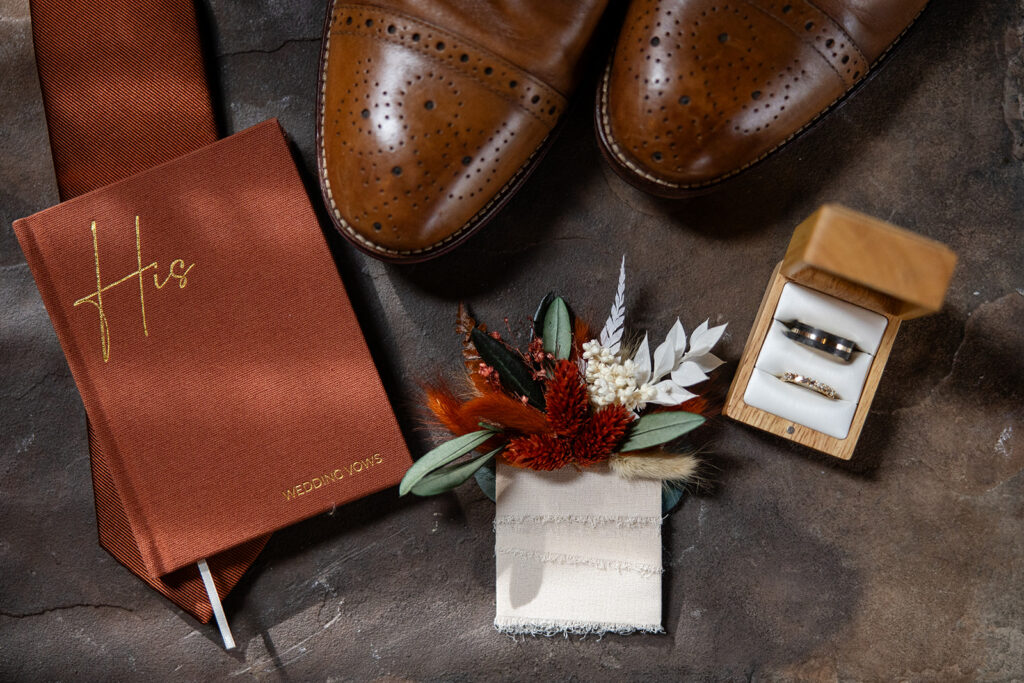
13,119,411,581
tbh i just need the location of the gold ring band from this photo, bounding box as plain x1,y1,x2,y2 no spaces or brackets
778,371,840,400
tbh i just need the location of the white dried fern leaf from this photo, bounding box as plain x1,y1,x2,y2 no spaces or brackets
598,255,627,354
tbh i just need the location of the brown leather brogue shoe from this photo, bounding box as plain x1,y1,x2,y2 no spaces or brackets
317,1,608,261
596,0,928,196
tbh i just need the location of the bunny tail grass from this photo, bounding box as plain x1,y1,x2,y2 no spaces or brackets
608,450,702,484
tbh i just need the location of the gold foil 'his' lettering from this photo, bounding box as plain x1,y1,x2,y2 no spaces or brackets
73,216,196,362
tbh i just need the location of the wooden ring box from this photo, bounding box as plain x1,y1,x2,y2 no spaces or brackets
723,204,957,459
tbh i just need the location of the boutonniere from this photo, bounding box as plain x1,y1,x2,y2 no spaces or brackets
401,257,726,506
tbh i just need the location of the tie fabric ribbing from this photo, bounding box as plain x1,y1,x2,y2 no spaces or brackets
29,0,268,623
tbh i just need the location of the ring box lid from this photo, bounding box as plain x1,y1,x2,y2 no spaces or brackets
780,204,957,320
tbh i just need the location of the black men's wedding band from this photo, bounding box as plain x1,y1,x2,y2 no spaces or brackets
782,320,858,362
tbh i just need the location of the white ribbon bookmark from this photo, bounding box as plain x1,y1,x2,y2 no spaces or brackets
197,559,235,650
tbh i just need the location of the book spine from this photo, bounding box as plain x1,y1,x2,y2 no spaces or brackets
11,216,162,574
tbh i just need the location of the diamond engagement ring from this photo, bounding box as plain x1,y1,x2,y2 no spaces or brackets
778,371,840,400
782,320,858,363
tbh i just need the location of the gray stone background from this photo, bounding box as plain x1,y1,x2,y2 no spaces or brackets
2,0,1023,680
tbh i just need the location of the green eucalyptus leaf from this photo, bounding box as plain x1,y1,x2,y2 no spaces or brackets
618,412,705,452
470,327,545,409
532,291,556,339
411,448,501,496
399,429,494,496
474,458,497,502
542,296,572,360
661,482,686,514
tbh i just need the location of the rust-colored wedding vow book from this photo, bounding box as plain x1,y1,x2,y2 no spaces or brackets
13,120,410,641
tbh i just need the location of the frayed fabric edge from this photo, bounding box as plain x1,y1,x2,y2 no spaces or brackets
494,617,665,638
494,514,661,530
496,547,663,577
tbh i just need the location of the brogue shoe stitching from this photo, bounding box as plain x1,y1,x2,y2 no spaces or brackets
332,28,563,128
597,3,927,191
319,1,556,257
331,4,566,124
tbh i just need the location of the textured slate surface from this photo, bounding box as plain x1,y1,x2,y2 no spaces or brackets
1,0,1022,679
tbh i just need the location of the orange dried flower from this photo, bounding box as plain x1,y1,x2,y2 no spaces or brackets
678,394,718,418
570,317,590,361
424,385,479,436
499,375,635,471
545,359,588,438
650,392,720,418
504,434,572,471
459,391,549,434
573,404,634,467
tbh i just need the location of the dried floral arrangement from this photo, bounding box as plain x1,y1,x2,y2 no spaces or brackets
399,259,726,508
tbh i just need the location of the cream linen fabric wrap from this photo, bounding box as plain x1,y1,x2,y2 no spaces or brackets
494,461,664,635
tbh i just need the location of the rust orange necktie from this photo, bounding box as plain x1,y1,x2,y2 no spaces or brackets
30,0,267,624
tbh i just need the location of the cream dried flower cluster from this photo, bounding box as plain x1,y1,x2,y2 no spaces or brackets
582,341,657,411
584,257,726,413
